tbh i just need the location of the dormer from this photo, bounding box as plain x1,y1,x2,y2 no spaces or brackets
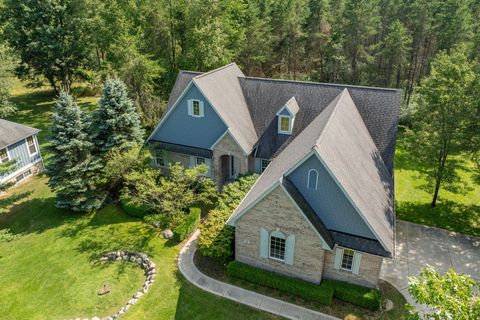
276,97,299,135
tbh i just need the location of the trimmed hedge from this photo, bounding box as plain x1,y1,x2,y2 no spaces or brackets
120,195,150,218
323,280,382,311
173,207,201,241
226,261,333,305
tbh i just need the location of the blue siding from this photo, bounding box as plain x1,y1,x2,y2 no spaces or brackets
287,155,375,239
278,108,291,116
151,83,228,149
1,135,41,180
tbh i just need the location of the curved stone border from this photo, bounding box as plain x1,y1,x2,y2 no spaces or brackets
68,251,156,320
178,230,340,320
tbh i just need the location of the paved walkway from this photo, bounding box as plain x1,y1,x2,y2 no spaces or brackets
178,230,340,320
380,220,480,312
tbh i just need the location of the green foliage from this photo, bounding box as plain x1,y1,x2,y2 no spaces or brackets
405,49,479,206
123,162,217,228
198,174,258,259
173,207,201,242
407,266,480,320
226,261,334,305
0,228,19,242
322,280,382,311
1,0,93,93
0,44,17,117
119,194,150,218
47,92,104,212
92,79,144,153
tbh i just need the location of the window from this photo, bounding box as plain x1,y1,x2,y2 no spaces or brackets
269,231,286,261
26,136,37,156
261,159,270,173
230,156,236,178
341,249,354,271
188,99,204,117
15,169,32,183
307,169,318,190
278,115,291,134
155,150,166,167
195,156,206,166
0,148,9,163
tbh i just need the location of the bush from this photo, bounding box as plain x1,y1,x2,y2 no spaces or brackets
0,228,19,242
226,261,334,305
198,174,258,260
120,194,150,218
323,280,382,311
173,207,201,241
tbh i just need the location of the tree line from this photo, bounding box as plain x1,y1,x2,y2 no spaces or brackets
1,0,480,126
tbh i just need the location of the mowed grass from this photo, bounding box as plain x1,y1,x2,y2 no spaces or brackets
0,177,278,320
394,130,480,237
1,82,278,320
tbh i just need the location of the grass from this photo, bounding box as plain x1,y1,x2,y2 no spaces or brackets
395,130,480,236
0,176,278,320
1,82,278,320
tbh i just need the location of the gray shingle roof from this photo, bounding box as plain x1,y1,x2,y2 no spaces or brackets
165,71,201,112
0,119,40,149
240,77,401,174
193,63,258,154
228,90,395,256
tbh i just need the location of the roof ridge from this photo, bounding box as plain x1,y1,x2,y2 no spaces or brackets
243,76,400,93
312,89,347,150
0,118,39,131
193,62,239,80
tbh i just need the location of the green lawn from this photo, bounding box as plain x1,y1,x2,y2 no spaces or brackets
395,130,480,236
0,176,278,320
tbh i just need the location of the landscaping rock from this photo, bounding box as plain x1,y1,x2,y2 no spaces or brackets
161,229,174,239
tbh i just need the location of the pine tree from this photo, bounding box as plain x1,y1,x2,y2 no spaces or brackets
92,79,144,153
47,93,103,212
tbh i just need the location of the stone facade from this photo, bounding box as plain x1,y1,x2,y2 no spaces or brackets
235,185,326,283
212,132,249,186
234,184,384,287
3,160,43,186
322,248,383,288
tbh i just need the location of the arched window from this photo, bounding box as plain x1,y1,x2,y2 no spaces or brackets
307,169,318,190
269,230,286,260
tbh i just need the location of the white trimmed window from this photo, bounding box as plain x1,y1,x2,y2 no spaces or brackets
261,159,270,173
15,169,32,183
0,148,9,163
260,227,296,265
341,249,354,271
278,115,292,134
307,169,318,190
195,156,206,166
334,247,362,274
269,231,286,261
26,136,38,156
188,99,204,117
155,150,166,167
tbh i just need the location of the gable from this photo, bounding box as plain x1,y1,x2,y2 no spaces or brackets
287,154,376,240
149,83,227,149
235,184,331,250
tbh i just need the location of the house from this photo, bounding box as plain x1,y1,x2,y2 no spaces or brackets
147,63,400,288
0,119,44,186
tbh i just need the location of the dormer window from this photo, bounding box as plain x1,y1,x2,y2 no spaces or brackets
278,116,292,134
276,97,299,135
188,99,204,117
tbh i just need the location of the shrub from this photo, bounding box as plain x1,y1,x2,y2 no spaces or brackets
173,207,201,241
0,228,19,242
226,261,334,305
323,279,382,311
198,174,259,260
120,194,150,218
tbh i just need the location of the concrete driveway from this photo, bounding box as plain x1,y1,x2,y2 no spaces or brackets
380,220,480,311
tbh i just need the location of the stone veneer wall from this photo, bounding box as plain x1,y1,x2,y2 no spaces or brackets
212,132,249,186
234,185,326,283
322,248,383,288
4,160,44,185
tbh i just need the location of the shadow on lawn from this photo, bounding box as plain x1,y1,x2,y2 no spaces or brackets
396,200,480,237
